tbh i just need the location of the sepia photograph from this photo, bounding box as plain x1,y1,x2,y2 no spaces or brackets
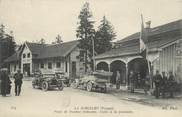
0,0,182,117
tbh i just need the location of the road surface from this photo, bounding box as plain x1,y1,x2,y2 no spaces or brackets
0,81,181,117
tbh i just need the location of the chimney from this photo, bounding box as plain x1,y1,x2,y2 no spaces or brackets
145,21,151,29
145,21,151,36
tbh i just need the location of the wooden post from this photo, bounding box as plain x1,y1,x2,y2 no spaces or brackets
125,63,129,89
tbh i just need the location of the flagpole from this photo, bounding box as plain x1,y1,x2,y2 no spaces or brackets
141,14,150,75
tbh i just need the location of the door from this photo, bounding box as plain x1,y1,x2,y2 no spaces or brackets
72,61,76,78
23,63,30,76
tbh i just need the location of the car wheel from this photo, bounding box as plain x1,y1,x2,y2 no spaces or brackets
42,81,49,91
32,84,36,89
102,85,107,93
71,81,78,89
58,82,64,91
86,82,92,92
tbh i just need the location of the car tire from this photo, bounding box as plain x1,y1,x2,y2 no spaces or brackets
71,81,78,89
58,81,64,91
102,85,107,93
42,81,49,91
32,84,36,89
86,82,92,92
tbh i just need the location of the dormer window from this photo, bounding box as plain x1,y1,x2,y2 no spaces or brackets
23,54,26,58
27,53,30,58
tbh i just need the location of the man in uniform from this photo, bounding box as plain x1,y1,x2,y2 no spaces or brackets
14,70,23,96
153,70,162,99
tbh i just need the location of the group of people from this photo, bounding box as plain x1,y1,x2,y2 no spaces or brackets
153,70,176,99
115,69,176,99
0,69,23,97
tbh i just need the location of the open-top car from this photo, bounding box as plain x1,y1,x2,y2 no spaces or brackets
71,70,113,93
32,72,64,91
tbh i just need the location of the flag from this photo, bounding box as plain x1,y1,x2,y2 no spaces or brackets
140,14,147,58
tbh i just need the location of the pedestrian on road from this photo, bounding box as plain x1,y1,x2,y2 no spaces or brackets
14,70,23,96
167,71,175,98
129,70,135,93
116,71,121,89
144,75,150,95
153,70,162,99
0,68,11,97
161,72,167,98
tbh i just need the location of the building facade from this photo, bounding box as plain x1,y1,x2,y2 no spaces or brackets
6,40,84,78
95,19,182,88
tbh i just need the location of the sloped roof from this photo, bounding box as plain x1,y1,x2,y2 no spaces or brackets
36,40,79,59
26,42,47,55
5,40,79,62
4,52,19,62
96,19,182,59
117,19,182,43
26,40,79,59
4,46,23,63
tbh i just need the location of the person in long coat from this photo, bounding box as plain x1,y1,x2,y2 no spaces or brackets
168,71,175,98
0,68,11,97
161,72,167,98
153,70,162,99
116,71,121,89
14,70,23,96
129,70,135,93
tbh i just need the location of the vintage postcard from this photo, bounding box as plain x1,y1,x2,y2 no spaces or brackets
0,0,182,117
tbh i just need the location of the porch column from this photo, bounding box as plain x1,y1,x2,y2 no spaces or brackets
125,63,129,89
108,63,111,72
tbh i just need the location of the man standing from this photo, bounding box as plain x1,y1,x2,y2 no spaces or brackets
161,72,167,98
153,70,162,99
116,71,121,89
168,71,175,98
14,70,23,96
0,68,11,97
129,70,135,93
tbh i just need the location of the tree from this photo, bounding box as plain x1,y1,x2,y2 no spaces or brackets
0,24,5,38
95,16,116,54
52,34,63,44
76,2,95,72
0,25,16,67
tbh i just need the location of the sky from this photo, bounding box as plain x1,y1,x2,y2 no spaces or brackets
0,0,181,44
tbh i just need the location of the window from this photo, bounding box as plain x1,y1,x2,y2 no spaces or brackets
23,54,26,58
27,53,30,58
40,63,44,69
14,65,16,72
56,62,61,68
48,62,52,69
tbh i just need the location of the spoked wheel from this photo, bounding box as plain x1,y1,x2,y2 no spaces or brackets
32,84,36,89
58,81,64,91
42,81,49,91
101,85,107,93
71,81,78,89
86,82,92,92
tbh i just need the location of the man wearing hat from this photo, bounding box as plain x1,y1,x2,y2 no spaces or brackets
0,68,11,97
14,69,23,96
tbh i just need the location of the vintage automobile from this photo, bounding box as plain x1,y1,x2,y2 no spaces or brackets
71,70,113,93
32,72,64,91
56,72,70,87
